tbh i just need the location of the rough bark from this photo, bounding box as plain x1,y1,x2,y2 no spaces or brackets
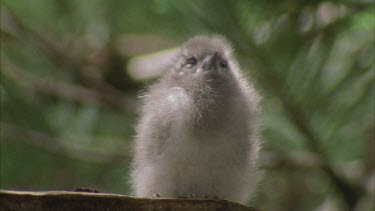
0,190,257,211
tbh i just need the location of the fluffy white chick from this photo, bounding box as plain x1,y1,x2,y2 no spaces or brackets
131,35,261,204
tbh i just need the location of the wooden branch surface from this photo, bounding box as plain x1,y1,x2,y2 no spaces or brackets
0,190,257,211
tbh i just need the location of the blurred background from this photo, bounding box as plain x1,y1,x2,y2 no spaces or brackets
0,0,374,210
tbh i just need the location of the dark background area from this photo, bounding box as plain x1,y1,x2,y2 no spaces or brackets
0,1,374,210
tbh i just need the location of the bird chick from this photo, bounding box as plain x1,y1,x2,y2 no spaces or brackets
131,35,261,204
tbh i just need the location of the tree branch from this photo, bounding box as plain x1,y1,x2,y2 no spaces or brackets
0,122,129,165
1,58,136,113
0,190,257,211
1,5,136,113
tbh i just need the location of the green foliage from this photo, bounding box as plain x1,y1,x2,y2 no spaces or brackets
1,0,374,210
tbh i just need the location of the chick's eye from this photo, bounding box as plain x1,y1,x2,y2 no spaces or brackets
185,57,197,67
220,60,228,68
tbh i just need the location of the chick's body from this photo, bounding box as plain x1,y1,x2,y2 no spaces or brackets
131,35,261,204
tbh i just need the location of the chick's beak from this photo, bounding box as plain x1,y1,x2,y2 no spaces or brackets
202,52,219,71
